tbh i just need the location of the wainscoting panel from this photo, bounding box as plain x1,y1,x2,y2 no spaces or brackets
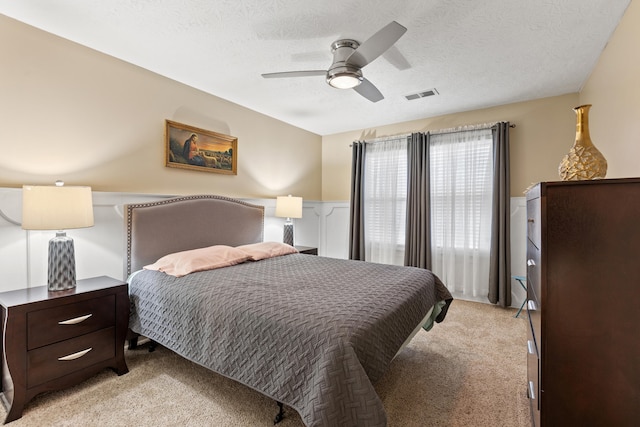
320,202,350,259
0,188,526,305
244,199,321,249
0,189,322,292
0,189,27,291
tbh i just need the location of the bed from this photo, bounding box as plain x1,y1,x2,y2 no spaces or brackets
125,195,452,427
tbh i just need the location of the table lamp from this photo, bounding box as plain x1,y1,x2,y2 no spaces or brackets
22,182,94,291
275,195,302,246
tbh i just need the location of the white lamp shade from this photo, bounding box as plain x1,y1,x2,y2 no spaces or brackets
22,185,94,230
275,195,303,219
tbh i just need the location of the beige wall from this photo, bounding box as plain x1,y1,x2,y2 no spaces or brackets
3,1,638,204
322,93,580,200
322,1,639,201
0,15,322,200
579,0,640,178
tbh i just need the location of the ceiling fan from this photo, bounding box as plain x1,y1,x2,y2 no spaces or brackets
261,21,407,103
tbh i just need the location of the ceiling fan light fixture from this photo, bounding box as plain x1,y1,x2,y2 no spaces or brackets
262,22,406,102
328,74,362,89
326,65,363,89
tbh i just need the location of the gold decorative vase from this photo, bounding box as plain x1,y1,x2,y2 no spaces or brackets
559,104,607,181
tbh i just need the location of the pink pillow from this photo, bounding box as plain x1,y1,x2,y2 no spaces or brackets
144,245,251,277
237,241,298,261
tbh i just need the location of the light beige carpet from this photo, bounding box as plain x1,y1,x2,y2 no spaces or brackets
2,300,531,426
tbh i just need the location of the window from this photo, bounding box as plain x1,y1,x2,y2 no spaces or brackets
429,128,494,299
363,136,407,265
430,132,493,249
360,127,494,301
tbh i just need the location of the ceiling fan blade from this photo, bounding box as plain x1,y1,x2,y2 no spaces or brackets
353,78,384,102
383,45,411,70
347,21,407,69
261,70,326,79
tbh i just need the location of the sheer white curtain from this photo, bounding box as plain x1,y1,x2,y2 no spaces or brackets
430,127,493,300
364,136,408,265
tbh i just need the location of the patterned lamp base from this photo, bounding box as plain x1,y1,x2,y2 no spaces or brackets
48,232,77,291
283,221,294,246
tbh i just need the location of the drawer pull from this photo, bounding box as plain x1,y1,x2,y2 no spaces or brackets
527,259,536,267
527,218,535,223
527,300,537,311
58,314,92,325
527,340,535,355
58,347,92,361
529,381,535,399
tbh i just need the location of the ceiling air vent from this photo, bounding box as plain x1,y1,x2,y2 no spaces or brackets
405,88,439,101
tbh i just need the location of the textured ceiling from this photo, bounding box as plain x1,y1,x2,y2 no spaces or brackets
0,0,631,135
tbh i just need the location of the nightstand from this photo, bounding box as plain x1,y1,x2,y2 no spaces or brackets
295,246,318,255
0,276,129,424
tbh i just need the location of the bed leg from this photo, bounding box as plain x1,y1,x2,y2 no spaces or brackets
128,336,138,350
148,341,157,352
273,401,284,424
127,329,139,350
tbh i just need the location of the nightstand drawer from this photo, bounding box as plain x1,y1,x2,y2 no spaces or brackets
27,294,115,350
27,327,115,388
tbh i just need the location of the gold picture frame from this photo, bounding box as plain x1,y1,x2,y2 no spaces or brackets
165,120,237,175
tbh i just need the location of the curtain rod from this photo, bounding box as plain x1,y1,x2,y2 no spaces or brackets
429,122,515,136
362,133,411,144
352,122,515,146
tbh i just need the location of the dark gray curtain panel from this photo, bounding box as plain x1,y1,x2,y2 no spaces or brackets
488,122,511,306
349,141,366,261
404,133,432,269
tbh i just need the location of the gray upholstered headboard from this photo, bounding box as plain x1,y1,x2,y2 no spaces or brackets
125,195,264,276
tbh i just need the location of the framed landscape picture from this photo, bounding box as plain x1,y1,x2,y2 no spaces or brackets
165,120,237,175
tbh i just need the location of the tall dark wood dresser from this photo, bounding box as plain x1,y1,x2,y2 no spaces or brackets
525,178,640,426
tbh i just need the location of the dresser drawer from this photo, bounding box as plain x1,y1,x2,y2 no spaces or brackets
526,317,539,399
527,196,541,250
526,239,541,308
27,327,115,388
527,318,540,427
27,294,115,350
527,306,541,403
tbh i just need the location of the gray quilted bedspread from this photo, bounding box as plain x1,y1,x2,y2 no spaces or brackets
128,254,452,427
